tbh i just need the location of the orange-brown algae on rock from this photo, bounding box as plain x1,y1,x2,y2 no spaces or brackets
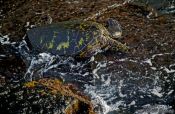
65,99,80,114
24,80,37,88
65,99,95,114
24,78,96,114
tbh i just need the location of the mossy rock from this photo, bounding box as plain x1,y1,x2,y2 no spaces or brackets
0,78,95,114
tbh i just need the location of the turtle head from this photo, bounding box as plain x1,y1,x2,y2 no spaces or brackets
106,18,122,39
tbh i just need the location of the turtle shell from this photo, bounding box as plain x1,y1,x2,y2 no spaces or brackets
27,20,103,57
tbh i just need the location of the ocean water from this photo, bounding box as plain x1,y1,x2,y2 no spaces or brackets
1,34,175,114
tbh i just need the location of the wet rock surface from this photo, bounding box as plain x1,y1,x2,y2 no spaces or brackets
0,0,175,114
0,78,94,114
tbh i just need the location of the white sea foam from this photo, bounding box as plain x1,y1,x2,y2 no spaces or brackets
163,67,175,73
144,59,153,66
0,35,10,44
1,32,174,114
92,62,107,79
2,46,173,114
84,53,175,114
134,104,174,114
85,83,125,114
151,87,163,98
24,53,54,81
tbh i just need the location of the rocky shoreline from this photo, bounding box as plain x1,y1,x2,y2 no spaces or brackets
0,0,175,113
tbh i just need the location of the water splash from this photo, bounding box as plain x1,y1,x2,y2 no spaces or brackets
134,104,174,114
1,34,175,113
84,53,175,114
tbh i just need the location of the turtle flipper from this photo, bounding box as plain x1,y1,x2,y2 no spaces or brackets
107,38,129,52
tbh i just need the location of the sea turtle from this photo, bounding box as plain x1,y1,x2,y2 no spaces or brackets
26,19,128,58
